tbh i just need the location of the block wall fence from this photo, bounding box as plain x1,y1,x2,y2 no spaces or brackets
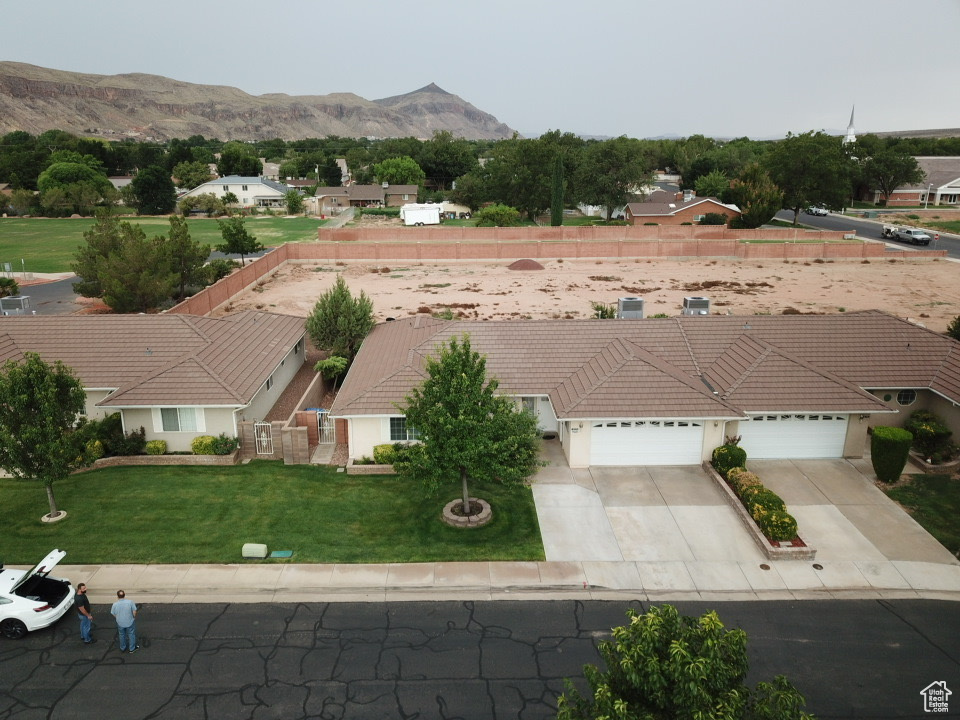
166,226,946,317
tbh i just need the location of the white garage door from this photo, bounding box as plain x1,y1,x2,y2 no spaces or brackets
738,414,848,459
589,419,704,465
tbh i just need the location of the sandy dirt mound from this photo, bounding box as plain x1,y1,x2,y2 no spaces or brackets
213,257,960,332
508,259,545,270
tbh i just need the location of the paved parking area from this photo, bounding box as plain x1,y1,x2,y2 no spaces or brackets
531,442,960,594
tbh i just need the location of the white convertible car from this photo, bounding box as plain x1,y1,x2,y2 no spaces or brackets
0,549,74,639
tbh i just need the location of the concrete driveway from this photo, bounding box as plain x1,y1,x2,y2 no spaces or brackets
531,442,960,594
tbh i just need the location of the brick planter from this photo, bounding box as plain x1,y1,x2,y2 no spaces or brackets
906,451,960,475
441,497,492,528
702,463,816,560
85,451,240,470
345,459,395,475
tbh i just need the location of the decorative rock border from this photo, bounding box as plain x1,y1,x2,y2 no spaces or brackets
702,463,816,560
907,451,960,475
441,497,492,528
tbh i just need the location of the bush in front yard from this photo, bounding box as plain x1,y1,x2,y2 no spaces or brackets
757,510,799,541
191,435,216,455
373,444,397,464
712,444,747,478
904,410,953,458
145,440,167,456
871,426,913,483
745,487,787,515
210,433,238,455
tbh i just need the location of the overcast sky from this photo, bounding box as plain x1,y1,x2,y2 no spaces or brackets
5,0,959,140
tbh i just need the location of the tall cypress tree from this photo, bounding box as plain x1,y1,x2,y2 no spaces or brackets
550,154,564,226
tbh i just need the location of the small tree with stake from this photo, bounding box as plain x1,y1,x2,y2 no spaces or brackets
0,353,92,520
394,334,540,516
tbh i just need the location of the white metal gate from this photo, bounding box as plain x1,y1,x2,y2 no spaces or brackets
317,410,335,444
254,421,274,455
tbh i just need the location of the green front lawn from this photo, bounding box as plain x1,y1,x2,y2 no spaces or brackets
884,474,960,556
0,461,544,564
0,216,327,273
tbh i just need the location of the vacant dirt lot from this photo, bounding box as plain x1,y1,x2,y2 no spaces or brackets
214,256,960,332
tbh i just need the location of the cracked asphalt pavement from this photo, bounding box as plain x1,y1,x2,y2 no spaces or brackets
1,599,958,719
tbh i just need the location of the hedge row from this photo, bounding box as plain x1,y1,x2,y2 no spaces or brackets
712,444,799,542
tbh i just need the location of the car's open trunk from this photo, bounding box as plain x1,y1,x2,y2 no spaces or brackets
14,575,71,606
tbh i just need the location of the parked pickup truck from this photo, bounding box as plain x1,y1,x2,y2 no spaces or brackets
880,225,932,245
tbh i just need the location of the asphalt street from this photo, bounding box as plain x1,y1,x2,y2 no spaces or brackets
775,210,960,259
1,599,957,719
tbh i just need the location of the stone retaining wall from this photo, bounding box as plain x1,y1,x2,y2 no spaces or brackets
345,459,395,475
86,451,240,469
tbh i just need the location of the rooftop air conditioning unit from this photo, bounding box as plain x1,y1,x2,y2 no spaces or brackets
682,296,710,316
617,297,644,319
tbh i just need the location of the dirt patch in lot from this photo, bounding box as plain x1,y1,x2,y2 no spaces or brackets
212,257,960,332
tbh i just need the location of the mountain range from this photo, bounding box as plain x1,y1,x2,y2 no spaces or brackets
0,62,516,141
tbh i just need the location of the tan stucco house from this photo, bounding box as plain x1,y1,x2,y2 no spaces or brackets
0,312,305,451
330,312,960,468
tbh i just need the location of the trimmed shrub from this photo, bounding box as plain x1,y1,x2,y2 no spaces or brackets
145,440,167,456
871,426,913,483
757,510,799,541
372,444,397,464
727,468,762,496
85,439,105,461
191,435,216,455
904,410,953,458
712,444,747,478
747,488,787,517
210,433,239,455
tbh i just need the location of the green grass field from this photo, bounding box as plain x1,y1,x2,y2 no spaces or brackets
1,461,544,564
884,474,960,556
0,216,327,273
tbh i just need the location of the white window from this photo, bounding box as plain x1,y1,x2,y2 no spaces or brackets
390,417,420,441
897,389,917,406
223,185,229,191
693,214,706,221
161,407,199,432
266,375,274,391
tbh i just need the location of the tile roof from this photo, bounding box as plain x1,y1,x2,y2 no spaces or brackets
331,311,959,419
900,157,960,191
0,311,305,408
625,196,737,217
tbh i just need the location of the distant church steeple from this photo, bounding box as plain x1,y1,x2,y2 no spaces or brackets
843,106,857,144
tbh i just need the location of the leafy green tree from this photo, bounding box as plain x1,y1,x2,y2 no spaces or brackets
99,226,175,313
172,160,213,190
8,188,38,215
947,315,960,341
305,275,375,360
285,190,304,215
474,204,522,227
165,215,209,301
556,605,813,720
0,277,19,297
699,212,729,225
695,169,730,198
551,154,565,226
216,216,264,264
575,137,654,221
37,161,112,196
764,131,854,223
861,149,925,206
178,193,227,216
314,355,349,389
419,130,479,190
373,155,426,186
394,334,541,513
217,142,262,177
37,161,113,214
72,210,125,298
130,165,177,215
0,353,91,518
726,163,784,229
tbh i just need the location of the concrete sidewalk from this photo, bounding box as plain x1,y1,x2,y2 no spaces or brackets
55,556,960,606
